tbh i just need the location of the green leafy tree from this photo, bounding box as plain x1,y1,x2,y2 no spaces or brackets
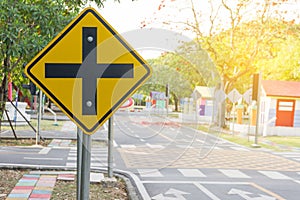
140,45,218,111
0,0,123,120
141,58,193,111
0,0,74,119
144,0,300,126
144,0,300,91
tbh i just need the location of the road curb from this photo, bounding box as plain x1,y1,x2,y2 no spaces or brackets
0,165,148,200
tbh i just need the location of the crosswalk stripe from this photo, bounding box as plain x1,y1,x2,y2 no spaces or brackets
137,169,163,177
67,157,76,161
38,147,51,154
178,169,206,177
258,171,292,180
219,169,250,178
66,162,76,167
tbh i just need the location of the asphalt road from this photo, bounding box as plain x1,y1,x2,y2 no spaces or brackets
1,111,300,200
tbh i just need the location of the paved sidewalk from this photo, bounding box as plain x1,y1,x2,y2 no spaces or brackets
6,174,57,200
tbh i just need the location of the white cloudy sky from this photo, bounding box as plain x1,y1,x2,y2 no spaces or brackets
87,0,300,58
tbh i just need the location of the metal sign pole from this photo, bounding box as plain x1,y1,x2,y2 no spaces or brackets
80,133,91,200
36,90,42,145
76,127,83,200
108,116,114,178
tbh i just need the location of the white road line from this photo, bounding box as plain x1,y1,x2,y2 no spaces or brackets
141,180,249,185
38,147,51,154
230,147,250,151
91,163,106,167
24,157,63,161
213,146,222,150
137,169,163,177
219,169,250,179
0,163,66,168
120,145,136,148
194,183,221,200
281,155,300,158
66,162,76,167
294,180,300,185
91,154,107,157
178,169,206,177
103,121,108,131
91,157,107,161
67,157,76,161
196,139,204,143
113,140,118,147
146,143,164,149
258,171,292,180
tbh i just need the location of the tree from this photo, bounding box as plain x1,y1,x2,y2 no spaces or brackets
142,0,300,126
143,0,300,92
0,0,125,120
141,57,193,111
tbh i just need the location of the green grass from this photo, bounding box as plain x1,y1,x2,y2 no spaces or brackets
194,124,300,151
219,133,300,151
0,119,64,131
0,138,51,146
263,136,300,148
221,134,253,147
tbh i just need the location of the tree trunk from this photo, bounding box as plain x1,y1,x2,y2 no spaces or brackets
214,82,226,128
173,94,179,112
0,73,8,125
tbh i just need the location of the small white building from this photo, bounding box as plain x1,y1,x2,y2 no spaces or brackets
192,86,215,119
261,80,300,136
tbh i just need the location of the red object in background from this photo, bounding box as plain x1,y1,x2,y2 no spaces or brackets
12,83,31,107
276,99,295,127
8,73,13,101
120,98,134,108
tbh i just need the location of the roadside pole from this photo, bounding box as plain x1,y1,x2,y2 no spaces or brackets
108,116,114,178
166,84,169,117
36,90,42,145
76,127,83,200
252,73,261,148
80,133,92,199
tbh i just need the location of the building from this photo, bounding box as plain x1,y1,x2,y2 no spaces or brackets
192,86,214,117
261,80,300,136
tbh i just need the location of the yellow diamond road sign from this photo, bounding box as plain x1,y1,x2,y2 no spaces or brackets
25,8,152,134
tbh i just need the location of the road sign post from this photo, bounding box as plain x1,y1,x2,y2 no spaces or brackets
80,133,92,199
76,127,83,200
108,116,114,178
36,90,42,145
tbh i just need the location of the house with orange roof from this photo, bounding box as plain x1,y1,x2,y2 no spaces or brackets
261,80,300,136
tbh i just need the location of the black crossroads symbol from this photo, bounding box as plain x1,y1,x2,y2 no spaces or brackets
45,27,134,115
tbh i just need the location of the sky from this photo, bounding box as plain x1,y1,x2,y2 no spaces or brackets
86,0,300,59
88,0,194,59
